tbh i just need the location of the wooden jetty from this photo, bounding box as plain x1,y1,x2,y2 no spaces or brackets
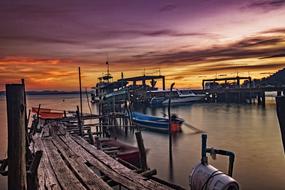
2,82,185,190
197,76,285,106
34,124,175,190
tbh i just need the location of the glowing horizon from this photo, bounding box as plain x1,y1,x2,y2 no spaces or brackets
1,0,285,91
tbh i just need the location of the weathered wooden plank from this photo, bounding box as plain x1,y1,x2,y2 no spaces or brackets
51,136,112,190
71,136,173,190
62,135,147,190
43,139,86,190
34,137,61,190
37,161,46,190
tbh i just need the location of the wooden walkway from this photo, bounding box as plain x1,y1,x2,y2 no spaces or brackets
34,124,174,190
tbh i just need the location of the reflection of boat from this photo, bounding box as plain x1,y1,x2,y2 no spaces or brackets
131,112,184,133
99,138,141,166
162,90,205,105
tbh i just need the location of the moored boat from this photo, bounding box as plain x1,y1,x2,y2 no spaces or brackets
131,112,184,133
162,90,205,105
31,107,65,119
98,138,141,166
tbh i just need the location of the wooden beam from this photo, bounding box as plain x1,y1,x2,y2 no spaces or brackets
6,84,27,190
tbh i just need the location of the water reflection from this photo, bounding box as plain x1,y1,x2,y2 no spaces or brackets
0,95,285,190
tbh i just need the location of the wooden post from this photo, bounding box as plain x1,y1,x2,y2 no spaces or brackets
76,106,83,136
78,67,83,117
162,76,166,90
87,129,94,145
257,92,262,105
135,132,148,171
168,83,175,161
6,84,27,190
21,79,33,161
276,96,285,153
21,79,28,134
261,91,266,107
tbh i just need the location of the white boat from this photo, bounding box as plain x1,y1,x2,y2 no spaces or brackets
162,90,205,105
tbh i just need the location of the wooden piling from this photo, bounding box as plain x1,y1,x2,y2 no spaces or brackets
78,67,83,117
261,91,266,107
276,96,285,153
135,132,148,171
21,79,28,134
168,83,175,161
87,129,95,145
76,106,83,136
6,84,27,190
21,79,32,161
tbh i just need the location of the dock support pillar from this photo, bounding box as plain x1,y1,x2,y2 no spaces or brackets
276,96,285,153
257,93,262,105
162,76,165,90
78,67,83,117
6,84,27,190
261,91,266,107
135,132,148,171
76,105,83,136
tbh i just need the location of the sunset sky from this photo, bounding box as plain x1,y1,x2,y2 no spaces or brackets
1,0,285,90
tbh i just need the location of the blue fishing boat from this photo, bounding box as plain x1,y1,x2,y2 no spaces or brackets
131,112,184,133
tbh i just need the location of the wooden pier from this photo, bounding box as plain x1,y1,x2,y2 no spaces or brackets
196,76,285,106
1,82,185,190
34,123,175,190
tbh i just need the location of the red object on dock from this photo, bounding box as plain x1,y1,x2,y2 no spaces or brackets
32,107,52,113
31,107,64,119
38,112,64,119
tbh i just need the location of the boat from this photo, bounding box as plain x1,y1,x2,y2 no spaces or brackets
149,96,166,106
131,112,184,133
91,74,128,103
90,62,128,103
32,107,65,119
162,89,205,105
98,138,142,166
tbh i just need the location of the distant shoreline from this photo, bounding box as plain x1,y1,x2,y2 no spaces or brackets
0,91,82,96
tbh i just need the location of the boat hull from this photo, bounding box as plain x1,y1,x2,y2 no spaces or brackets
162,95,205,105
131,112,183,133
100,139,140,166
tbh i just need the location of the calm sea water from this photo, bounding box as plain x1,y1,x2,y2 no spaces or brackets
0,94,284,190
